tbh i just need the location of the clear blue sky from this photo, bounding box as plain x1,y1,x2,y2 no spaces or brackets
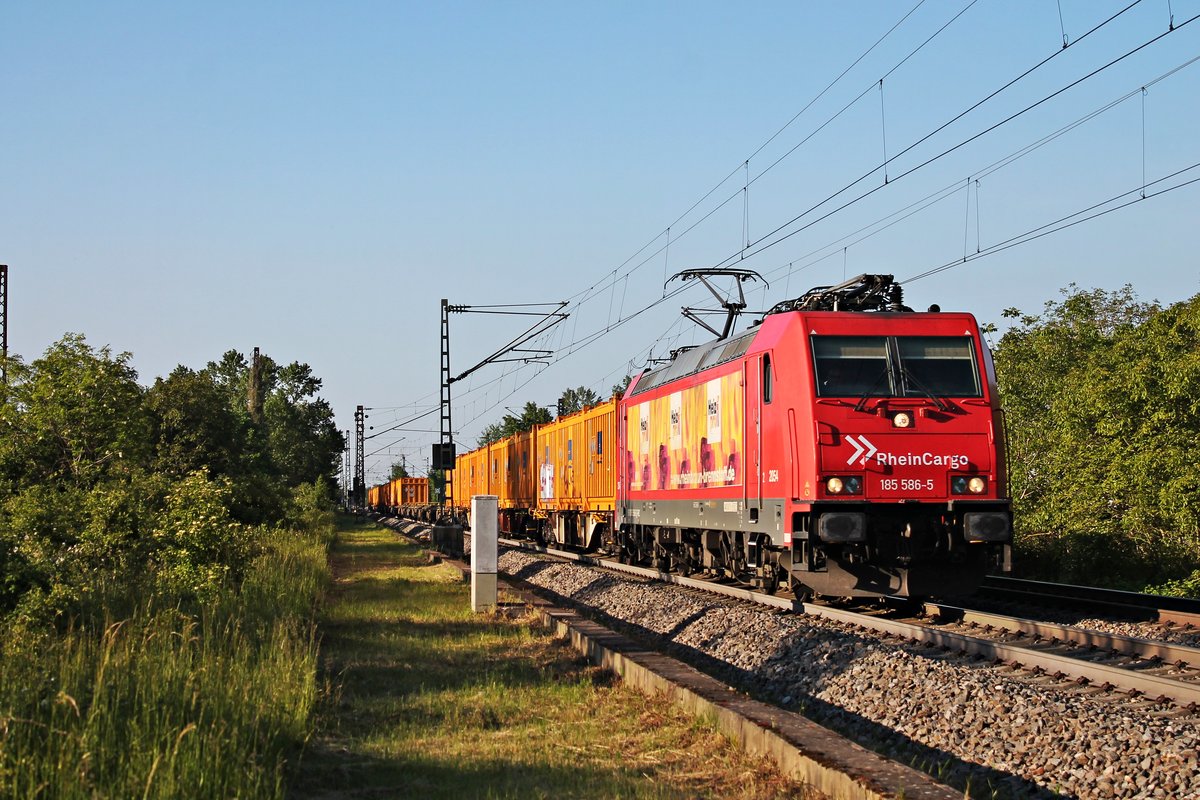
3,1,1198,484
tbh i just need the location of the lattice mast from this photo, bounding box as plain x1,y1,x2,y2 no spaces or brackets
1,265,8,385
354,405,365,507
343,429,351,505
438,298,455,509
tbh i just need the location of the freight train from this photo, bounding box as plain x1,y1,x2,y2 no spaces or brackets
371,275,1012,599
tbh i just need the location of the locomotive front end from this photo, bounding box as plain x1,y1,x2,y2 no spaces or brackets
789,313,1012,598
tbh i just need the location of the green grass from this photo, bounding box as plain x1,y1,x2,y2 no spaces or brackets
294,517,814,799
0,526,330,800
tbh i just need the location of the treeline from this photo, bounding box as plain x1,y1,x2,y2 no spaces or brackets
475,382,628,447
0,333,343,625
993,286,1200,593
0,333,342,798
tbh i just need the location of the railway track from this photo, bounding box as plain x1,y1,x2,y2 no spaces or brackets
978,575,1200,627
381,516,1200,796
500,537,1200,710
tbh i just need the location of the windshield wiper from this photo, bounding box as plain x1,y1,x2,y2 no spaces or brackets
899,367,950,411
853,370,892,412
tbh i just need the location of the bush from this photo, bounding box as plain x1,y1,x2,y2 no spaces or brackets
1144,569,1200,598
151,471,252,603
288,478,336,538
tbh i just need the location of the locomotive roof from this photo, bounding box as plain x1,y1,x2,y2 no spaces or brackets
630,328,757,398
629,306,981,399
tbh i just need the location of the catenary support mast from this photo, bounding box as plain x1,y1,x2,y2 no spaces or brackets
354,405,365,507
1,265,8,385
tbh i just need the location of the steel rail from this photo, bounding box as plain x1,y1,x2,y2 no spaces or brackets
981,576,1200,627
501,538,1200,708
923,601,1200,669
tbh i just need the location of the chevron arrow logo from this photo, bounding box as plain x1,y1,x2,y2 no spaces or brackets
845,435,878,466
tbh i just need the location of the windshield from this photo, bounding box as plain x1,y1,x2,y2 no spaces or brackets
812,335,981,398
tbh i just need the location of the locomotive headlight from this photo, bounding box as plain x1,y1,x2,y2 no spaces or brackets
825,476,862,495
952,476,988,495
892,411,913,429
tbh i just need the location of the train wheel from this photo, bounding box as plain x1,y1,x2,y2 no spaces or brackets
680,547,699,577
760,561,780,595
618,530,638,564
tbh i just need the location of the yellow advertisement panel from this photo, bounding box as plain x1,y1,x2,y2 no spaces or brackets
626,369,743,491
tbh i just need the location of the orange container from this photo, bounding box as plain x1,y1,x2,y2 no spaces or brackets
535,399,617,514
492,429,536,510
397,476,428,505
453,442,490,510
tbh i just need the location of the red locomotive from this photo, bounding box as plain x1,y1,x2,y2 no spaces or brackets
615,274,1011,599
379,274,1011,599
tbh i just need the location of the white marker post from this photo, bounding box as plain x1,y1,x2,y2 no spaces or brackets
471,495,498,612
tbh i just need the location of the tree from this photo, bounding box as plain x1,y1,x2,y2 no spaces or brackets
992,285,1200,589
0,336,347,622
205,350,251,412
145,364,288,524
557,385,600,417
264,390,343,488
203,349,345,493
611,375,633,398
146,366,248,480
0,334,151,490
0,335,160,618
476,401,553,446
390,461,410,480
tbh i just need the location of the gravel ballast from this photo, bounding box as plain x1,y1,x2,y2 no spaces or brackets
499,549,1200,799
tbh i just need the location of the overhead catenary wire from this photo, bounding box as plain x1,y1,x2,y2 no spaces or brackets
416,1,985,414
655,48,1200,331
710,9,1199,270
714,0,1151,265
418,48,1200,441
751,54,1199,295
545,0,1128,344
554,0,966,317
562,0,982,326
902,159,1200,284
371,2,1195,461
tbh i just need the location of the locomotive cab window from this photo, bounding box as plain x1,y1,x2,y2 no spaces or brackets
897,337,980,398
762,353,773,403
813,336,890,397
812,335,982,398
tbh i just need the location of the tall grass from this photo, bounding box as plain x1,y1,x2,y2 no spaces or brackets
0,526,330,799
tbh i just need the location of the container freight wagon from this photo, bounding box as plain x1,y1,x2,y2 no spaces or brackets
494,429,537,535
535,400,618,548
367,477,430,515
397,476,429,506
454,444,491,516
452,430,537,533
